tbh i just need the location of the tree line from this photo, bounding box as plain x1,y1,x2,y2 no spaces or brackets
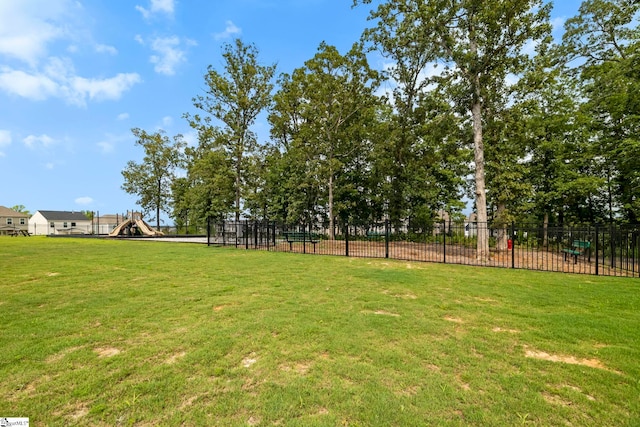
122,0,639,260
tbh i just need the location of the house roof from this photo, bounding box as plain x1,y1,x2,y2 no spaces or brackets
36,210,90,221
0,206,30,218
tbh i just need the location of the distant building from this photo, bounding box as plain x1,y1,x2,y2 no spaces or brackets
29,210,92,235
93,214,124,235
0,206,30,236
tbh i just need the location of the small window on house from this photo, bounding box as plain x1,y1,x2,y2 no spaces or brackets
6,218,12,225
50,222,55,228
63,222,68,228
71,222,76,227
20,218,26,225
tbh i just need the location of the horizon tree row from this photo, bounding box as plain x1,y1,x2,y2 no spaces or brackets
121,0,639,259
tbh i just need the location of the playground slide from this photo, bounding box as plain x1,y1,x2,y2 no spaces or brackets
135,219,164,237
108,219,134,237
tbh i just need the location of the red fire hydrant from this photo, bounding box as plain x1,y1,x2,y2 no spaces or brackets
508,239,513,250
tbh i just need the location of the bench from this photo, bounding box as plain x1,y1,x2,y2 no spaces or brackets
284,232,319,252
562,240,591,264
10,230,31,237
366,231,385,240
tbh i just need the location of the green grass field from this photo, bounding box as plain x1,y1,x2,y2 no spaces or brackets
0,237,638,426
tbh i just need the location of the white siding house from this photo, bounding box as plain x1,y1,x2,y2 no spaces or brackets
29,210,92,235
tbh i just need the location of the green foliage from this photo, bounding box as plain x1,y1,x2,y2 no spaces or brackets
185,39,275,221
121,128,185,229
10,205,29,215
268,42,381,233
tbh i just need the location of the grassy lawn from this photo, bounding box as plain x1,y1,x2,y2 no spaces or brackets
0,237,638,426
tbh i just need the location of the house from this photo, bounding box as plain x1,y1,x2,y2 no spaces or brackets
0,206,30,236
29,210,92,235
93,214,125,235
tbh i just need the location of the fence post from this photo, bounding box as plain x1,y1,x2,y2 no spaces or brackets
245,220,249,250
207,216,211,247
511,222,515,269
594,225,600,276
385,220,390,259
273,222,277,247
443,220,446,264
254,221,258,248
345,223,349,257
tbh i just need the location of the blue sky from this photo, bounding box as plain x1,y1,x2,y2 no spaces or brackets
0,0,583,219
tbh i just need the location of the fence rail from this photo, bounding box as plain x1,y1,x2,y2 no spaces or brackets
204,220,640,278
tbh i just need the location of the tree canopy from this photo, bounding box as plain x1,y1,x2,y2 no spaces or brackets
121,0,640,235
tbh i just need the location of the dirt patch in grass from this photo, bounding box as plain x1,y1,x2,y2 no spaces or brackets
525,348,610,371
247,416,261,426
165,351,186,364
242,354,258,368
46,346,84,363
542,392,573,407
94,347,121,358
382,290,417,299
374,310,401,317
492,327,520,333
280,362,311,375
444,316,463,323
46,272,60,277
180,395,200,410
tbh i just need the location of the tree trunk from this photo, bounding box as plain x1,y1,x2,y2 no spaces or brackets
495,203,508,251
329,170,335,240
472,97,489,262
543,211,549,247
156,179,161,230
235,148,242,222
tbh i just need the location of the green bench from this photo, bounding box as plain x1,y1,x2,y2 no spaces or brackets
284,232,320,252
366,231,385,240
562,240,591,264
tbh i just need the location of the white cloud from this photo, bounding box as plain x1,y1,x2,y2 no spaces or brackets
70,73,142,104
75,196,94,205
214,21,242,40
136,0,175,19
0,129,11,157
0,67,59,100
148,36,195,76
162,116,173,126
97,141,114,153
95,44,118,55
45,162,55,170
117,112,130,120
0,2,140,106
0,60,141,106
23,134,56,150
0,0,74,66
96,132,131,155
0,130,12,146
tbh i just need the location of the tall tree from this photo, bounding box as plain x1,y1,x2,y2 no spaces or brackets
268,43,380,237
186,39,275,221
121,128,185,229
356,0,551,260
561,0,639,222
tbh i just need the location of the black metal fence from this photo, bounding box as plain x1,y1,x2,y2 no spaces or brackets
205,220,640,278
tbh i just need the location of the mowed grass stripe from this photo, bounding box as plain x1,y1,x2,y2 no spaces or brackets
0,237,638,426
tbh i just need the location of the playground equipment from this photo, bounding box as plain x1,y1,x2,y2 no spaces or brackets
108,213,164,237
